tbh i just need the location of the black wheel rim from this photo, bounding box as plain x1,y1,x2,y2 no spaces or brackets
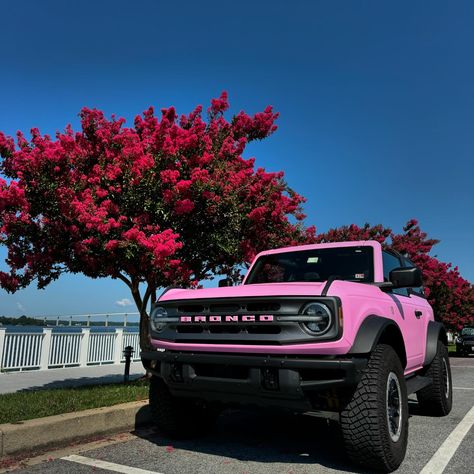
386,372,402,442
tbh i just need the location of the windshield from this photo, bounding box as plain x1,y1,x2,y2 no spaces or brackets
461,328,474,336
245,246,374,284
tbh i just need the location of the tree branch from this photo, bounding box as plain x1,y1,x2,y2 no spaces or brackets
130,278,143,313
150,287,157,311
117,273,132,289
141,284,152,314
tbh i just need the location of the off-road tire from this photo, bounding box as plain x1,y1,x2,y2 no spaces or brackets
417,341,453,416
149,376,219,438
340,344,408,472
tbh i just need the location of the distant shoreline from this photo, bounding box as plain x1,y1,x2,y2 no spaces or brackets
0,315,139,330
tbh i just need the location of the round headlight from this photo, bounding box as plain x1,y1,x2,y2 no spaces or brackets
301,302,332,335
151,306,168,332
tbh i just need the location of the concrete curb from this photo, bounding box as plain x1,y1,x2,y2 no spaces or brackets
0,400,151,458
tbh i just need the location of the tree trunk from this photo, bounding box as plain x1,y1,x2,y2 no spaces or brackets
117,274,155,354
128,279,154,352
139,309,153,351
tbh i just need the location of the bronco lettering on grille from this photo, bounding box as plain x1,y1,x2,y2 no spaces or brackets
179,315,274,323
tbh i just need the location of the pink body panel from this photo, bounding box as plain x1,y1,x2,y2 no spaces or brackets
151,240,433,374
160,281,327,302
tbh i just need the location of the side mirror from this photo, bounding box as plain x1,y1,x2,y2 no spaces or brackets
218,278,233,287
389,267,422,289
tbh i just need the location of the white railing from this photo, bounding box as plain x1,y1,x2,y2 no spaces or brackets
33,312,140,328
0,332,44,370
49,332,82,367
122,332,140,362
88,332,116,364
0,327,141,372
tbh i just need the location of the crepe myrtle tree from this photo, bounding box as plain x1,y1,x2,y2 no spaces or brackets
0,92,315,348
316,220,474,330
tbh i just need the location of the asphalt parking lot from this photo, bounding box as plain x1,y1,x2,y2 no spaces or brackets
5,356,474,474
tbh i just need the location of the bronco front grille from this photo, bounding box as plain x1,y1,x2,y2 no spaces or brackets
176,324,281,335
152,296,341,345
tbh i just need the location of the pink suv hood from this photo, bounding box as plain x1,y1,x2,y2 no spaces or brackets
159,282,328,302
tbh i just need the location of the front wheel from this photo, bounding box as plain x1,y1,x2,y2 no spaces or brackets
340,344,408,472
417,341,453,416
149,376,220,438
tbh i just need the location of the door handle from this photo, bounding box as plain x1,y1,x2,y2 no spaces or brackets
415,310,423,319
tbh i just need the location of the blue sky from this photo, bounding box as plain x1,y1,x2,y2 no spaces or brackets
0,0,473,318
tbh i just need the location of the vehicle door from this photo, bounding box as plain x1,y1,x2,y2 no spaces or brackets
382,251,425,370
402,256,432,363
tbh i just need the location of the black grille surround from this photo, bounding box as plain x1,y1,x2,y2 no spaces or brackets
150,296,342,345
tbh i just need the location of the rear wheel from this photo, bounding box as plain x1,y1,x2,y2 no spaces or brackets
340,344,408,472
417,341,452,416
149,376,220,438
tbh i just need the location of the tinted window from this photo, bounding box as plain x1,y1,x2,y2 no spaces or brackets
246,246,374,284
382,251,408,296
382,251,402,282
402,257,425,296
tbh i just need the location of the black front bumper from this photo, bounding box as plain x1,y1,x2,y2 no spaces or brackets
141,350,367,411
457,342,474,353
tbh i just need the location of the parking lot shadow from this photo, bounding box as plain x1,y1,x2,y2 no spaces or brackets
15,374,143,392
134,406,369,473
407,397,434,417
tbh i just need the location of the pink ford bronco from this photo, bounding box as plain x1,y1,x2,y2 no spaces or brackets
141,241,452,472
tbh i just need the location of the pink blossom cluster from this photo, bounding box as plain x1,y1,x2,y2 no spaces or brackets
0,93,311,301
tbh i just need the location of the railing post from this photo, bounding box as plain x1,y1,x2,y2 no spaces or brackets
0,327,6,372
124,313,128,328
87,314,90,327
105,314,109,327
79,328,90,367
114,328,124,364
40,328,52,370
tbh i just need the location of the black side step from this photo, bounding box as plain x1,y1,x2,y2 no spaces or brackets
406,375,431,394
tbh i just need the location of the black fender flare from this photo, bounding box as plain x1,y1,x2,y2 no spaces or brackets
424,321,447,367
349,315,407,367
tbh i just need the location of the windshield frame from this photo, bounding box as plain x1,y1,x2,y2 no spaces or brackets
244,245,375,285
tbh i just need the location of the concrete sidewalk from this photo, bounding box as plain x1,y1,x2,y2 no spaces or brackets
0,362,145,394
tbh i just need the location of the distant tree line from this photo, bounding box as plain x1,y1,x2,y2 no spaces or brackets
0,315,44,326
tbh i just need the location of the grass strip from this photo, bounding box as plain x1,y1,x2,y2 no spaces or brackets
0,379,149,425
